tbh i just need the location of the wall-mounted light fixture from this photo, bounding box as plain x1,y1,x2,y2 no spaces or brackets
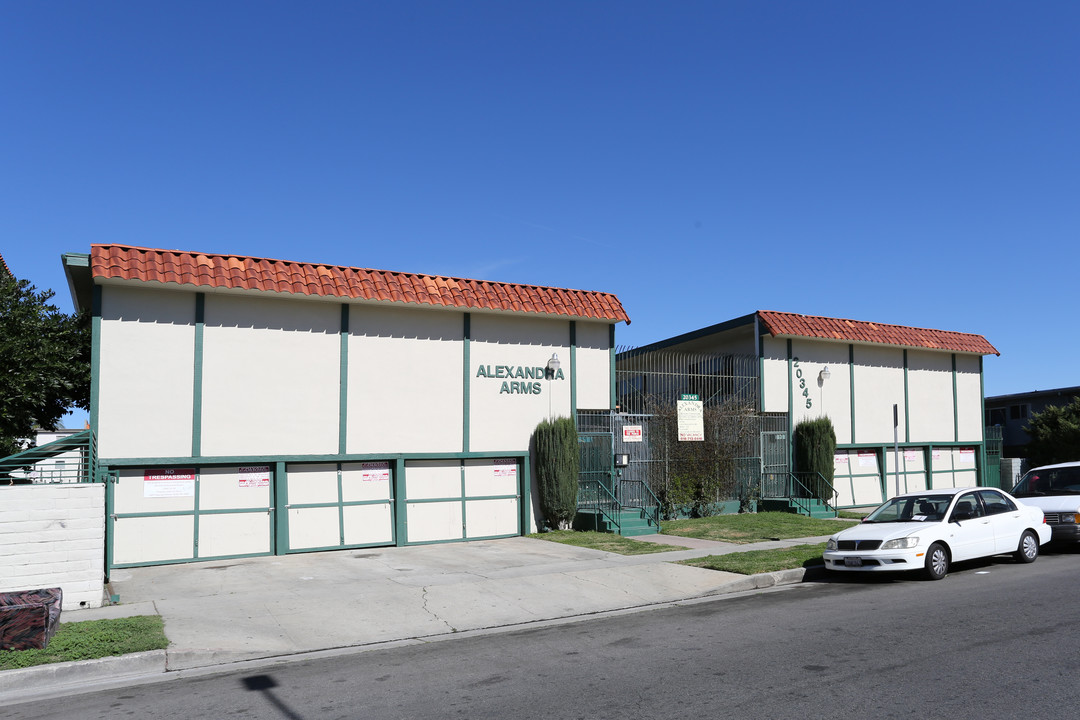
819,366,831,382
546,353,561,379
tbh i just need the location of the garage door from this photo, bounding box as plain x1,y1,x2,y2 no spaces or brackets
404,458,519,544
283,462,394,552
110,465,274,567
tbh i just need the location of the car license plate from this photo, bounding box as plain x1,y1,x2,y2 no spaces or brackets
844,557,863,567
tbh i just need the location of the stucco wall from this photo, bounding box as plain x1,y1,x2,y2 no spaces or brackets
0,485,105,610
98,285,195,458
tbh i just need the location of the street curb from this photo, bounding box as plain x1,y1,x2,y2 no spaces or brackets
0,565,822,702
0,650,167,702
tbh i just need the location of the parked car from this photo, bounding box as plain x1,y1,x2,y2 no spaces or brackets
823,487,1051,580
1010,461,1080,543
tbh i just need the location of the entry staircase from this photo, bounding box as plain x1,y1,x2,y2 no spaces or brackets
760,471,838,519
575,477,661,537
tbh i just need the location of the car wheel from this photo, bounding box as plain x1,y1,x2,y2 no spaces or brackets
924,542,949,580
1015,530,1039,564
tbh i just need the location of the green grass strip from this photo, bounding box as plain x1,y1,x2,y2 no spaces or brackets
529,530,688,555
0,615,169,671
680,543,826,575
660,512,856,544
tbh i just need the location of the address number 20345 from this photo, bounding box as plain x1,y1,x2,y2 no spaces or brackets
792,357,812,409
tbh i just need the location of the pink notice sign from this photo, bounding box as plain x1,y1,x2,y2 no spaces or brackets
494,458,517,478
144,468,196,498
959,448,975,465
858,451,876,468
361,462,390,482
239,465,271,488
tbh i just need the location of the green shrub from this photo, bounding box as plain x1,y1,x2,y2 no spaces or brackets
534,416,580,529
794,417,836,500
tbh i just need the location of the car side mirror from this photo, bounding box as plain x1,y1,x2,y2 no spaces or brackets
952,511,973,523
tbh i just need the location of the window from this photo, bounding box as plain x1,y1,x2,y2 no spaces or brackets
977,489,1015,515
1010,404,1029,421
987,408,1006,426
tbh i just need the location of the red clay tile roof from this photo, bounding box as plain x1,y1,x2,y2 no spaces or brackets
0,252,10,278
90,244,630,324
757,310,998,356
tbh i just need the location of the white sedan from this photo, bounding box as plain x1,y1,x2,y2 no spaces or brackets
823,487,1051,580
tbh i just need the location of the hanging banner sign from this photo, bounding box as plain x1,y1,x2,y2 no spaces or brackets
239,465,271,488
361,461,391,482
677,393,704,442
623,425,643,443
494,458,517,478
144,468,196,498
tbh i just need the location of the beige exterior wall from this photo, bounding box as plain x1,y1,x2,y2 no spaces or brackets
201,293,340,456
955,355,984,442
98,285,195,458
851,345,907,444
469,314,571,453
347,305,464,454
907,350,955,443
575,321,611,410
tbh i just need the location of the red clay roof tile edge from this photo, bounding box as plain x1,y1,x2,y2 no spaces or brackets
89,244,630,324
757,310,998,356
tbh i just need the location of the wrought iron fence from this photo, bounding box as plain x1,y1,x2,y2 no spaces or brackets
615,347,759,414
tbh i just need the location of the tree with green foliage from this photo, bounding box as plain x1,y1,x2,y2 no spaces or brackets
0,272,91,458
1024,397,1080,468
794,417,837,500
533,416,580,529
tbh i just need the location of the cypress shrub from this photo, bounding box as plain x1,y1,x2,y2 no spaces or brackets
794,417,837,500
534,416,580,529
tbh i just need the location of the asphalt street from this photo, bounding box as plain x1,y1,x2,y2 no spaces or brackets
5,547,1079,720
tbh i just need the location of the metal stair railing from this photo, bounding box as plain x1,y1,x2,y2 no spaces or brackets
577,478,621,534
0,430,98,486
761,471,838,517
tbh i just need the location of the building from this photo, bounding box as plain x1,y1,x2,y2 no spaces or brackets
985,386,1080,458
621,311,999,509
62,244,628,569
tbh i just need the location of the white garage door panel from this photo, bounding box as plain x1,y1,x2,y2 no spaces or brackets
341,463,392,502
464,459,517,497
289,507,341,549
199,513,271,557
200,467,272,510
343,504,394,545
114,516,194,565
466,498,518,538
406,460,461,500
407,502,463,543
287,464,340,504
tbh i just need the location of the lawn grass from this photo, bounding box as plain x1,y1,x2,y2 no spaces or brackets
529,530,688,555
0,615,169,671
659,512,857,544
680,543,827,575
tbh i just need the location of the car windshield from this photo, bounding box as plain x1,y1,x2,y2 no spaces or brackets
1012,466,1080,497
863,495,951,523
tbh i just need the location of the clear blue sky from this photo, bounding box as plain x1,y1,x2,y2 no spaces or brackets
3,1,1078,430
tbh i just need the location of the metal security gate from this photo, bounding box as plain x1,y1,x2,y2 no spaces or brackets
109,465,274,568
282,462,395,552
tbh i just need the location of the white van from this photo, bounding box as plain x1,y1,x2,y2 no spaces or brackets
1010,461,1080,543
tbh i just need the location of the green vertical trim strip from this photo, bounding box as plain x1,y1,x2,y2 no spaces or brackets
609,324,616,410
104,468,114,578
460,460,468,539
903,349,910,443
394,458,407,546
463,313,471,453
952,354,959,443
979,355,987,486
274,461,289,554
192,293,205,457
570,321,578,418
90,285,102,441
339,304,349,455
337,463,346,546
520,454,531,534
849,345,856,444
193,469,201,558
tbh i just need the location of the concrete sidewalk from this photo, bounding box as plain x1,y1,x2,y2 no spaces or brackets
0,533,831,702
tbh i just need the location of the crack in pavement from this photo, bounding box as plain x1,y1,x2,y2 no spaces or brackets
420,586,457,633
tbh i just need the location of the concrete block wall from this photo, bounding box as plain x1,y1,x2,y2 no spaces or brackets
0,484,106,610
